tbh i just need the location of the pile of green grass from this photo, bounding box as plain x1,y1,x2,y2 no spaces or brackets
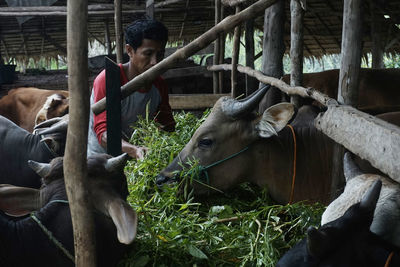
119,111,325,267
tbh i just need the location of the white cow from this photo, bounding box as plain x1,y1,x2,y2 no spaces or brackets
321,152,400,247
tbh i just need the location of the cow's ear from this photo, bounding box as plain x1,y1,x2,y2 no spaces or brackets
0,184,41,217
255,102,295,138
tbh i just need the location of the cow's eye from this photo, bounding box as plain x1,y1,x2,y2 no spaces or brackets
198,138,213,148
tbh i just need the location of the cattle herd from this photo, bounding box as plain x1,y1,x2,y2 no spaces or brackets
1,68,400,266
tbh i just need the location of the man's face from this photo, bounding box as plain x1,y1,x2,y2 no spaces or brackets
126,39,166,75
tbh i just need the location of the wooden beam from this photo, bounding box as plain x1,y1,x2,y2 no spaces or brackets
231,5,241,98
179,0,190,39
65,0,94,266
260,0,286,110
91,0,279,115
104,20,112,55
315,105,400,184
41,33,67,54
213,0,221,94
245,18,256,96
369,0,384,68
338,0,363,105
218,5,225,94
114,0,123,64
146,0,155,19
290,0,305,108
163,66,211,79
169,94,229,109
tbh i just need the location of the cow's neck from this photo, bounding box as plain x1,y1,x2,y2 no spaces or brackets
249,123,337,205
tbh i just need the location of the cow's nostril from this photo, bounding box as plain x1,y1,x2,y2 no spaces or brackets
156,174,168,187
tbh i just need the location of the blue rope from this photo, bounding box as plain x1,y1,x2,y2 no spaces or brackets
30,200,74,263
187,146,249,185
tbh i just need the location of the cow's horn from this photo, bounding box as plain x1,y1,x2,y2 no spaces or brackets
359,179,382,212
221,84,270,119
28,160,52,178
343,152,363,182
34,115,65,130
306,226,329,258
36,120,69,135
105,153,129,172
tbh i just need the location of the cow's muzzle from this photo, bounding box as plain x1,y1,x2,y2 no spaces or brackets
155,174,178,188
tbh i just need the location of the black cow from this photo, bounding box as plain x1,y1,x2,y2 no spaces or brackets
276,180,400,267
0,153,137,267
0,115,67,188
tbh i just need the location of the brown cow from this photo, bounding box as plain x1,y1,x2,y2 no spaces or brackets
260,68,400,113
0,87,69,132
157,86,400,205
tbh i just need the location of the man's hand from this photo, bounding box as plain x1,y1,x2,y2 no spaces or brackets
124,145,149,160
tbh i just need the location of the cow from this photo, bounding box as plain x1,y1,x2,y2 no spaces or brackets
0,153,137,267
276,180,400,267
321,152,400,247
0,87,69,132
0,114,67,188
156,86,400,205
260,68,400,113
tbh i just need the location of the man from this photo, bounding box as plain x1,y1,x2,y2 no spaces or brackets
88,18,175,159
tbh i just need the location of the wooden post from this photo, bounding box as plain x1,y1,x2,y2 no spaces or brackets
105,57,122,156
331,0,363,201
65,0,95,266
370,0,384,69
258,0,285,113
290,0,304,108
213,0,221,94
104,19,112,55
231,5,241,98
146,0,155,19
245,18,256,96
218,6,225,93
114,0,123,64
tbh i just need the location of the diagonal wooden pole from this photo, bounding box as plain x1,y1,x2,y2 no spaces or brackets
91,0,278,115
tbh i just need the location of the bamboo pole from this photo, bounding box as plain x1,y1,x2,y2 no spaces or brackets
245,18,256,96
92,0,278,115
65,0,95,266
146,0,155,19
218,6,225,93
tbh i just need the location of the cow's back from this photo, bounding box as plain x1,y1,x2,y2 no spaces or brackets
0,87,69,132
281,68,400,109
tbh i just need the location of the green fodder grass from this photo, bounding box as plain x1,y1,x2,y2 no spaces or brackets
119,110,325,267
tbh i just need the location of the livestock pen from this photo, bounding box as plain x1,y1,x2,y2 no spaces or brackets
2,0,400,266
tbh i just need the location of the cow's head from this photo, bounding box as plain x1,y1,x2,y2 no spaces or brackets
277,180,383,267
35,93,69,126
156,85,295,195
0,153,137,245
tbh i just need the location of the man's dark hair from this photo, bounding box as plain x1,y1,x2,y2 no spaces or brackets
124,18,168,50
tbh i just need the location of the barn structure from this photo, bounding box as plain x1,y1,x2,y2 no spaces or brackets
1,0,400,266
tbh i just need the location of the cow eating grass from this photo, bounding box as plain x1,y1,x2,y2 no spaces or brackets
157,85,400,205
0,153,137,267
276,179,400,267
